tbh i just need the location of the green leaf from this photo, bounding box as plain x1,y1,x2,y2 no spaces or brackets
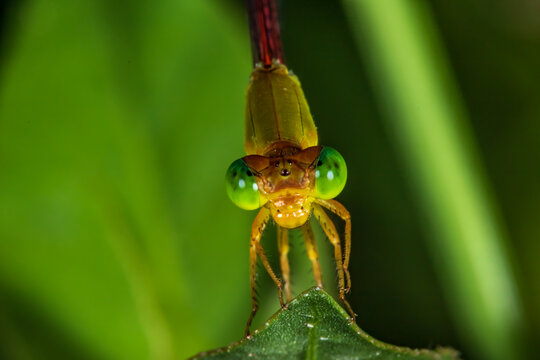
341,1,526,359
191,287,460,360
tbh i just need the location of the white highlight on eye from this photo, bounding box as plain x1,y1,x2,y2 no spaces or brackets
315,169,320,178
252,183,258,191
239,179,245,188
327,170,334,180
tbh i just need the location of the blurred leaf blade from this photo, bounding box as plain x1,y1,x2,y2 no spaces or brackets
341,1,527,359
0,0,250,358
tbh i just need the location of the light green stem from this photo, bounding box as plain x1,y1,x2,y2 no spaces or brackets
342,1,525,359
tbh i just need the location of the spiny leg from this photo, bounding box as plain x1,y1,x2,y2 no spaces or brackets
301,221,323,288
246,206,284,336
312,203,356,322
277,226,292,302
254,241,285,307
247,238,259,337
315,199,352,293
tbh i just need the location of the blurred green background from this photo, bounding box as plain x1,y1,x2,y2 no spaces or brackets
0,0,539,359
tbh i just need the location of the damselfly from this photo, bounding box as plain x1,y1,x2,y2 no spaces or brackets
225,0,355,336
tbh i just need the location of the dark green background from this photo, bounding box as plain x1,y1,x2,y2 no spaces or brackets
0,0,538,359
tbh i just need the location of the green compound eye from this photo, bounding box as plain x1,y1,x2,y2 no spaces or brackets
315,147,347,200
225,158,267,210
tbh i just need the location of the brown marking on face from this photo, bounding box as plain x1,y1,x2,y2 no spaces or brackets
242,146,323,228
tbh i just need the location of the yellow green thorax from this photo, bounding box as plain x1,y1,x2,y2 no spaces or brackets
244,63,318,156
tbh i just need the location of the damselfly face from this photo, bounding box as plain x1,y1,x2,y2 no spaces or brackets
243,146,320,228
226,146,348,228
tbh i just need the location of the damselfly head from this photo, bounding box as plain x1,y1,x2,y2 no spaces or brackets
225,146,347,227
240,147,320,228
